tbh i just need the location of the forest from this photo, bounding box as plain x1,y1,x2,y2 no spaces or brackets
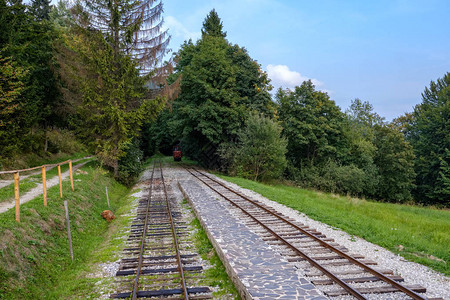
1,0,449,207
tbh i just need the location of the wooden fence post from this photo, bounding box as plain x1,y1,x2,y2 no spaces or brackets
69,161,74,191
58,164,62,198
42,166,47,206
64,200,74,261
14,172,20,222
106,186,110,208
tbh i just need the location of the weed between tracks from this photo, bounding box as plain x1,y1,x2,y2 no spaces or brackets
217,175,450,276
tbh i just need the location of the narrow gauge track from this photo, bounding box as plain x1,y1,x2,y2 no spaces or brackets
186,167,440,300
111,163,212,299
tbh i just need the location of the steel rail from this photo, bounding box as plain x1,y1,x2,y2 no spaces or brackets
188,167,427,300
131,163,156,300
186,167,365,300
161,162,189,300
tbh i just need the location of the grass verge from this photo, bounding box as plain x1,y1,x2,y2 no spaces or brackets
189,210,240,299
217,175,450,276
0,160,129,299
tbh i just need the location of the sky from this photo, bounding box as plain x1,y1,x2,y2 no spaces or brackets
162,0,450,120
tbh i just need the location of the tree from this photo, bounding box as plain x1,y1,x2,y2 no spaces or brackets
373,124,415,202
407,72,450,206
64,0,167,176
0,58,28,157
165,10,274,167
201,9,226,38
30,0,51,21
276,81,345,168
76,0,170,75
1,0,62,153
343,99,385,196
220,113,287,181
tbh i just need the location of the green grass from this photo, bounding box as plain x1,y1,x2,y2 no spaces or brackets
217,175,450,276
190,217,240,299
0,160,129,299
0,179,38,203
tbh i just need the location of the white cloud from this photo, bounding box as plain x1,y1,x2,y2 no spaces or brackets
164,16,201,41
266,64,323,90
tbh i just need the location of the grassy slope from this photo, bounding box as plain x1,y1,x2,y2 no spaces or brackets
0,160,129,299
217,175,450,276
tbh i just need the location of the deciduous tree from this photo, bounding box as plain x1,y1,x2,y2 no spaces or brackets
407,72,450,206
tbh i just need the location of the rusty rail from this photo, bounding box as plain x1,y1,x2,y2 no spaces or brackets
131,163,156,300
160,161,189,300
187,167,427,300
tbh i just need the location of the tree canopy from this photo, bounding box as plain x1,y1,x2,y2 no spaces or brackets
150,10,274,167
407,72,450,206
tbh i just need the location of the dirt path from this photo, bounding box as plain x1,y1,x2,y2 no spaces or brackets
0,160,92,214
0,157,92,189
0,166,57,189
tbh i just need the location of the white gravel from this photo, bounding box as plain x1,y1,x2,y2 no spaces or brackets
207,172,450,300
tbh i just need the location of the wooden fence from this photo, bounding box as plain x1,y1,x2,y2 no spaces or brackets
0,159,79,222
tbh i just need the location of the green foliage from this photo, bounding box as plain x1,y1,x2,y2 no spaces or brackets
277,81,346,168
158,11,274,167
373,125,415,202
220,113,287,181
407,72,450,206
65,13,164,176
279,93,415,202
45,129,85,154
201,9,227,38
117,139,144,186
0,57,29,157
30,0,51,21
0,0,63,157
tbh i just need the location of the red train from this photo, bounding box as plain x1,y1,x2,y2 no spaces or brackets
173,145,182,161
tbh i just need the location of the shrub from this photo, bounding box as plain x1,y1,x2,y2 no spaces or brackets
220,113,287,181
46,129,85,154
117,139,144,186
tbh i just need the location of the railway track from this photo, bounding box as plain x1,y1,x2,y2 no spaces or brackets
186,167,442,300
110,163,212,299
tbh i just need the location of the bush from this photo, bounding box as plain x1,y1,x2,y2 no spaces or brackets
117,139,144,186
292,161,368,197
46,129,85,154
220,113,287,181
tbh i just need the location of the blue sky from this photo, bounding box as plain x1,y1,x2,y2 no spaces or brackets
163,0,450,120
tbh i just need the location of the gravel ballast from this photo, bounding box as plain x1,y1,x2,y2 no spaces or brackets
206,173,449,300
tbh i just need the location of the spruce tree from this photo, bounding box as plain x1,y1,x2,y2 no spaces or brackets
66,0,169,176
30,0,51,21
77,0,170,75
